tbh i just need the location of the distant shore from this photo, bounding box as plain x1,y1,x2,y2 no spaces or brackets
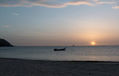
0,58,119,76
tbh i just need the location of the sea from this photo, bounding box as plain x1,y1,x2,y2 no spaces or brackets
0,46,119,61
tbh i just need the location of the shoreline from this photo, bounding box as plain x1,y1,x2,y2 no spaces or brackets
1,58,119,76
1,57,119,63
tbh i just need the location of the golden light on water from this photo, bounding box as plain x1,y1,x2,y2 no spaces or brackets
90,41,96,46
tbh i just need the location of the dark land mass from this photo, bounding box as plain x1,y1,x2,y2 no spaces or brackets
0,39,13,47
0,58,119,76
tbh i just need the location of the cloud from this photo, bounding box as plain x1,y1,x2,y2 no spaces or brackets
0,0,119,8
29,0,94,8
12,12,20,16
112,6,119,9
94,0,119,9
1,25,9,28
0,0,94,8
94,0,116,5
0,0,24,7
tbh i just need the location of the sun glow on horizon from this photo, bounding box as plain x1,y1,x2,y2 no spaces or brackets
90,41,96,46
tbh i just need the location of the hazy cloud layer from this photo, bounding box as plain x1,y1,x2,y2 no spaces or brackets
0,0,119,8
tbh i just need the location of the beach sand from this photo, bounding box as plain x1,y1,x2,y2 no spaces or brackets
0,58,119,76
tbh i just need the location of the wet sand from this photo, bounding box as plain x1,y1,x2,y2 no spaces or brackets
0,58,119,76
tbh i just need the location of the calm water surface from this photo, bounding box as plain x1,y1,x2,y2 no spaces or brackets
0,46,119,61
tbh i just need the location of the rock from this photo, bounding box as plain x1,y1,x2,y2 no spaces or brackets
0,39,13,47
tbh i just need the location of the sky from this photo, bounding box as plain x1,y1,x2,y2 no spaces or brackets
0,0,119,46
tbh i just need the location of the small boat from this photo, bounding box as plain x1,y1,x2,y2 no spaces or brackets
54,48,66,51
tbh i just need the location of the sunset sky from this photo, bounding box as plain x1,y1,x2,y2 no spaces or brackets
0,0,119,46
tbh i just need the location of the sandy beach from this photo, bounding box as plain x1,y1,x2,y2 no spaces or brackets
0,58,119,76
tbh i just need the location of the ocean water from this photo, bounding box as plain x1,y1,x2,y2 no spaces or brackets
0,46,119,61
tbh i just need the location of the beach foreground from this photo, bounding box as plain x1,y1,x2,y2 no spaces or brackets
0,58,119,76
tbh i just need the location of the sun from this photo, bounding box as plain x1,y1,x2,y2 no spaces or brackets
90,41,96,46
